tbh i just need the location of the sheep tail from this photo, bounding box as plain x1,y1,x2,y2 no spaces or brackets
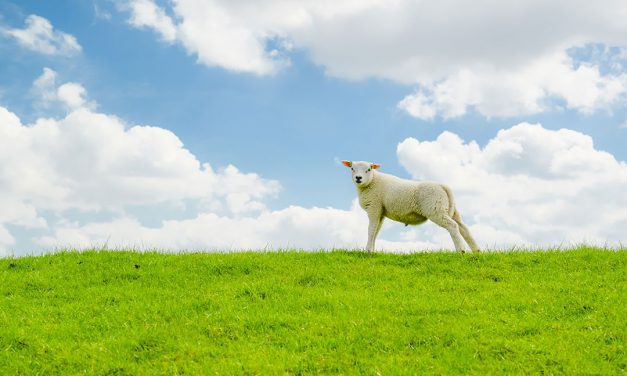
441,184,457,217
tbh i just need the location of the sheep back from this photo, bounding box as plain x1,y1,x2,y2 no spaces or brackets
358,172,453,225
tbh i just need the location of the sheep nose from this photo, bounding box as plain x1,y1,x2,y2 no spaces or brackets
355,176,362,183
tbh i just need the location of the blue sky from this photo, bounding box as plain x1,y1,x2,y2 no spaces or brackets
1,0,626,256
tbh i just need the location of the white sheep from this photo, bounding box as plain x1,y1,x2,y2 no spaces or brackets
342,160,479,253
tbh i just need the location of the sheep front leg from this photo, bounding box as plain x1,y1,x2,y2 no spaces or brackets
366,211,384,252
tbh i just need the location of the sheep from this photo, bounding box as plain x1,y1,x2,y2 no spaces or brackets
342,160,479,253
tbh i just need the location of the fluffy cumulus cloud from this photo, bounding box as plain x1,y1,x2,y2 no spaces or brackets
0,226,15,258
32,68,94,111
122,0,296,74
398,50,627,119
121,0,627,117
37,203,367,251
0,108,280,212
126,0,178,42
0,71,285,255
397,123,627,247
1,14,81,56
20,69,281,212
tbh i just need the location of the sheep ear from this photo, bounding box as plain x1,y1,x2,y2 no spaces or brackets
371,163,381,169
341,160,352,168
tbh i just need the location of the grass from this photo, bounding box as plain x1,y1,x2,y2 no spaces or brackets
0,247,625,375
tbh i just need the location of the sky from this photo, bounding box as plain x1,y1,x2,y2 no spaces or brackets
1,0,626,257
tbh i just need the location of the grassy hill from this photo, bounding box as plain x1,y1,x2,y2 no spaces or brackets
0,248,625,375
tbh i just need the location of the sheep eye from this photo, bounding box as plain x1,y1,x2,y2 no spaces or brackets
367,168,371,172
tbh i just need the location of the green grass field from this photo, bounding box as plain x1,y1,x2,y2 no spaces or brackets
1,248,625,375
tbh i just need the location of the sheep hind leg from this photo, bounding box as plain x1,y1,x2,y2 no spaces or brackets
429,214,466,253
452,210,480,253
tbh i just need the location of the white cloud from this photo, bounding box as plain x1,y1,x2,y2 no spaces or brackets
0,103,282,252
32,68,95,111
0,106,280,213
126,0,177,42
57,83,90,110
0,72,284,255
37,202,363,251
172,0,296,74
397,123,627,247
122,0,397,75
0,107,49,229
121,0,627,117
397,91,438,121
0,225,15,257
398,50,627,119
32,67,59,105
2,14,81,56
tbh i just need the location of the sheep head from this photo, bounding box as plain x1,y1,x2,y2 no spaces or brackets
342,160,380,188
